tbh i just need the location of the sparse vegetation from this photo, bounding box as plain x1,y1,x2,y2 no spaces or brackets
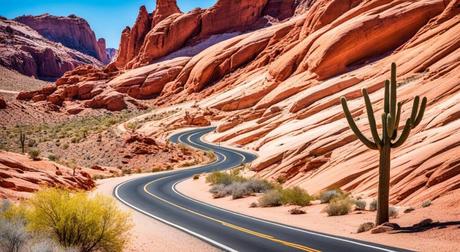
280,187,312,207
357,222,375,233
0,110,143,154
28,148,40,161
193,174,200,180
325,197,353,216
319,189,345,203
208,176,274,199
258,190,282,207
422,200,432,208
47,154,58,162
369,199,378,211
205,171,246,186
389,206,399,218
354,199,367,211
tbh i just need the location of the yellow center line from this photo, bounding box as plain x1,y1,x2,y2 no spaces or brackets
143,178,320,252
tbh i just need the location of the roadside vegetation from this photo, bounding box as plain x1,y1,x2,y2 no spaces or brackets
0,110,143,154
0,189,132,252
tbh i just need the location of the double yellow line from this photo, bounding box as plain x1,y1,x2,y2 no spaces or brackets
143,177,320,252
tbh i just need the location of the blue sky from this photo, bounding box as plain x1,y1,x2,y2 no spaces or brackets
0,0,216,48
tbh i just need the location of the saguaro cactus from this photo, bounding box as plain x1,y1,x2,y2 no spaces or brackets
19,129,26,154
340,63,426,225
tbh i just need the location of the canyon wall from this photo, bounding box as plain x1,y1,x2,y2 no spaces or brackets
15,14,110,64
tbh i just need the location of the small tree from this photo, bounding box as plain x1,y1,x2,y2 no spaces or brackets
340,63,426,225
27,189,132,252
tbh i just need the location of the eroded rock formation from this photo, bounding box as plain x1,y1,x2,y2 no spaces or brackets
0,19,102,79
0,151,95,200
15,14,110,63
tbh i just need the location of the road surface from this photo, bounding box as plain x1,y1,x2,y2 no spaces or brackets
114,127,408,252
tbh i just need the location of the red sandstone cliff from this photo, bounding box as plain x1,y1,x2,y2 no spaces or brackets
15,14,110,64
14,0,460,205
0,18,102,80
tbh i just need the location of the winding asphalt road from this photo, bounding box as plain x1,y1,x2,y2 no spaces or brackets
114,127,408,252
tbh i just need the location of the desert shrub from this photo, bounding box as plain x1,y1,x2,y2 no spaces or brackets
244,179,274,193
354,200,367,211
47,154,58,162
357,222,375,233
0,218,30,252
280,187,312,207
389,206,399,218
28,148,41,161
193,174,200,180
209,178,274,199
422,200,432,208
369,199,377,211
258,190,282,207
325,197,353,216
319,189,344,203
205,171,246,186
27,189,132,252
230,182,251,199
209,184,230,198
0,201,30,252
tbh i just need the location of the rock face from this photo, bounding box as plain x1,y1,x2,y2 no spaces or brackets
13,0,460,206
0,19,102,80
0,151,95,200
113,0,302,69
15,14,110,64
105,48,117,62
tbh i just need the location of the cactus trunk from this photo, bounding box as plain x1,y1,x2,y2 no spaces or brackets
376,144,390,224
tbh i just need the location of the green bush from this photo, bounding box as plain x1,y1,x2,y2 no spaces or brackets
325,197,353,216
27,189,132,252
369,199,377,211
258,190,282,207
47,154,58,162
280,187,312,207
389,206,399,218
205,171,246,186
319,189,344,203
354,199,367,211
28,148,41,161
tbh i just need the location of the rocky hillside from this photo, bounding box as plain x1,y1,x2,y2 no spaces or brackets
0,18,102,80
14,0,460,205
0,151,96,200
15,14,110,64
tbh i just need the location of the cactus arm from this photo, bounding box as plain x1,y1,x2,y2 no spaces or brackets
386,114,394,139
413,97,427,128
392,102,402,139
390,63,397,120
410,96,420,123
362,88,382,146
381,113,388,144
384,80,390,114
392,119,412,148
340,97,378,150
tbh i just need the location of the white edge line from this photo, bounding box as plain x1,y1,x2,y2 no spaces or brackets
114,179,237,252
